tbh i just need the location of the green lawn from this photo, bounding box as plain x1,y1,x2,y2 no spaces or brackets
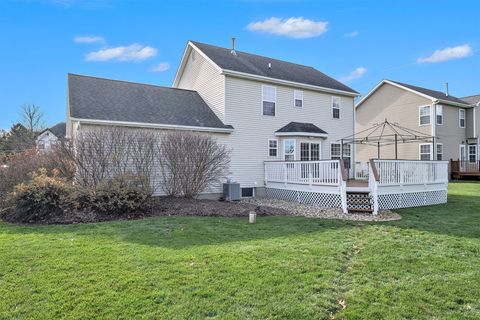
0,182,479,319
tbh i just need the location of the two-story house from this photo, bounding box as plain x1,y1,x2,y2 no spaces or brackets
355,80,478,168
36,122,66,152
66,40,359,198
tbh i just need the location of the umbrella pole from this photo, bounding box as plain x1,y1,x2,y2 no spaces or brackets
395,134,398,160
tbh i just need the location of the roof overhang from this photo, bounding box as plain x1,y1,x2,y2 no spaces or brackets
275,132,328,138
70,117,234,134
356,80,471,108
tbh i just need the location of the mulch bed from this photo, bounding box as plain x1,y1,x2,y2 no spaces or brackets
1,197,400,225
0,198,290,225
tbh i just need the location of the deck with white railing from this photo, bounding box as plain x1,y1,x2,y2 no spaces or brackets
264,159,449,214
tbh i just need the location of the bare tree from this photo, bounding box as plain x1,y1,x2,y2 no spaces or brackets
158,131,230,198
20,104,44,132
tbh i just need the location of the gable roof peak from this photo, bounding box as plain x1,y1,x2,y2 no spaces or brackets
185,40,358,95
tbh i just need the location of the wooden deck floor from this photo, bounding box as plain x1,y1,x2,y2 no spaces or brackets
347,180,368,188
451,171,480,179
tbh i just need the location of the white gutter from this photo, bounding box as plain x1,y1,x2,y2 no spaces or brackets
275,132,328,138
70,117,234,134
222,69,359,97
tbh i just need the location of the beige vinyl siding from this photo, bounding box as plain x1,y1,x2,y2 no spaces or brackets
75,124,227,195
220,76,355,188
175,48,226,122
436,104,468,160
356,82,433,161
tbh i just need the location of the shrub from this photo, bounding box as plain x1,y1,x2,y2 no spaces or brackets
0,148,75,207
7,169,72,223
74,174,152,215
158,131,230,198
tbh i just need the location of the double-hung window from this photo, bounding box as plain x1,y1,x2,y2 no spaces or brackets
419,105,431,125
262,85,276,116
436,105,443,125
294,90,303,108
332,97,341,119
436,143,443,160
468,145,477,162
459,109,466,128
268,139,278,157
284,140,295,161
419,144,431,160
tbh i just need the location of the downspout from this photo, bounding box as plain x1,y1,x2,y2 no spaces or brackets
432,101,437,160
474,102,477,138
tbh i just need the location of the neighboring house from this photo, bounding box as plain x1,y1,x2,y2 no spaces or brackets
36,122,66,151
67,40,359,198
356,80,476,164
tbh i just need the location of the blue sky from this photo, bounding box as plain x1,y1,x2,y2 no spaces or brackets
1,0,479,130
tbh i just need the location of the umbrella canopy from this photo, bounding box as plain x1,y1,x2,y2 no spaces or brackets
339,119,435,159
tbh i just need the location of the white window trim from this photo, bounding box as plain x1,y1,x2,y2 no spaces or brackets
332,96,341,119
436,143,443,161
419,143,432,160
283,139,296,161
299,141,322,160
459,144,466,161
419,105,431,126
468,145,477,163
268,139,278,157
459,109,466,128
436,105,443,125
261,84,277,117
294,90,303,108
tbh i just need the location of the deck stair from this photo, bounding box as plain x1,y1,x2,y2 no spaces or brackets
346,191,373,213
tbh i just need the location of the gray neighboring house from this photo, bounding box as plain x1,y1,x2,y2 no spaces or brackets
36,122,66,151
356,80,478,165
66,40,359,197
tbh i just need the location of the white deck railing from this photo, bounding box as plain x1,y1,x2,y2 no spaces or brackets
265,160,343,186
354,162,369,180
373,160,449,185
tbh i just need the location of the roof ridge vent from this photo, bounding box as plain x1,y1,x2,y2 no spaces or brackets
230,37,237,56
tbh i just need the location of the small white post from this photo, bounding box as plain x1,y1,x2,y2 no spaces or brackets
249,211,256,224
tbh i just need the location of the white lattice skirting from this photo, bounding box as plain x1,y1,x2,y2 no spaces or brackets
265,188,342,208
378,190,447,209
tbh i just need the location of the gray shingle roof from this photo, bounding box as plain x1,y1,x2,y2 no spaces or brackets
388,80,469,105
49,122,66,138
68,74,232,130
38,122,66,138
191,41,358,95
276,122,327,134
461,94,480,106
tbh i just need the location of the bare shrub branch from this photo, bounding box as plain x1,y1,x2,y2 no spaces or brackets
158,131,230,198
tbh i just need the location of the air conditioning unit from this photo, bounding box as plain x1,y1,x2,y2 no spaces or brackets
223,181,241,201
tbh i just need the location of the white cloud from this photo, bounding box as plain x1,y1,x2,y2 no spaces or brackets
247,17,328,39
74,35,105,44
85,44,158,62
417,44,473,63
339,67,367,82
344,30,359,38
150,62,170,72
